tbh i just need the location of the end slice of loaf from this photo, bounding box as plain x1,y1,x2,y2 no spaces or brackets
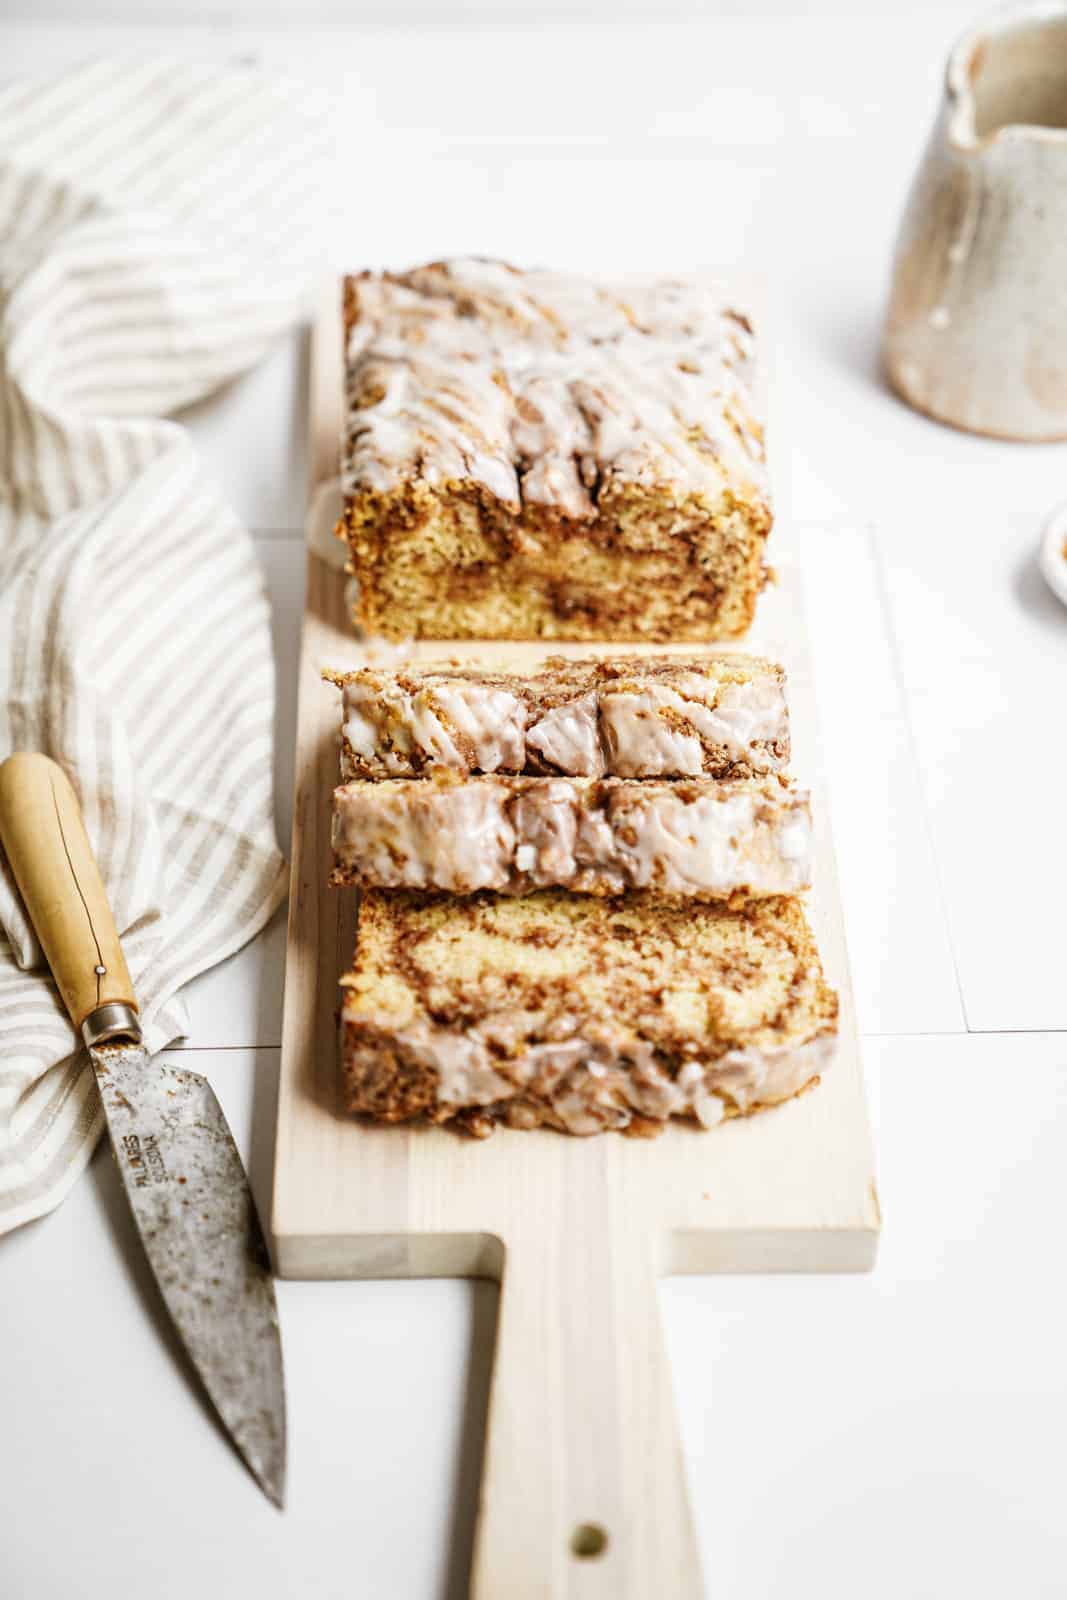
340,890,837,1137
339,261,771,642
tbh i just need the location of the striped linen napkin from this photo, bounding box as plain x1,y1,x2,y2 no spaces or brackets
0,60,332,1233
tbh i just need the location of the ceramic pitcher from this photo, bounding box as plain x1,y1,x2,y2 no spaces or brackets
885,2,1067,440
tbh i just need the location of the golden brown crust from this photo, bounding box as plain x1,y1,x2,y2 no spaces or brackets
339,483,770,642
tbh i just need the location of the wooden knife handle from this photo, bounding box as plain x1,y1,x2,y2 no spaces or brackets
0,752,137,1032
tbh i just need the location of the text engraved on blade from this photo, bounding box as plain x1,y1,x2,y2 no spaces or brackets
120,1132,170,1187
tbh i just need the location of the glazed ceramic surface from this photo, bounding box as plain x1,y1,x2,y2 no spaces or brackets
885,3,1067,439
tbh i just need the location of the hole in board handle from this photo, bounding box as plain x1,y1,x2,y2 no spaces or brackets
570,1523,608,1560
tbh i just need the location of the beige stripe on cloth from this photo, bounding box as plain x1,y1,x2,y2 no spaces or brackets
0,59,335,1233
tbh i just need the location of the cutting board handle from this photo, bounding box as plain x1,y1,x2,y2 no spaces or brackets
0,752,137,1034
471,1215,704,1598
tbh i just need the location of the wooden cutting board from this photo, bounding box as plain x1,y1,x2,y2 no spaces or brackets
271,285,880,1599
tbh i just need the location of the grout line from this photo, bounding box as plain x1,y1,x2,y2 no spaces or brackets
164,1028,1067,1053
863,1028,1067,1040
965,1026,1067,1039
864,523,972,1032
166,1043,281,1053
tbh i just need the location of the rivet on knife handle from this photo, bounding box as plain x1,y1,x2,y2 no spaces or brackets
0,752,140,1043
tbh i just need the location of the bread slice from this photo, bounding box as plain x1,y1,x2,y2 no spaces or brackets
339,890,837,1137
331,773,811,899
326,654,788,781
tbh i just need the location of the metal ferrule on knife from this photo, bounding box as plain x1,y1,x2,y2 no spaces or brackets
82,1001,143,1050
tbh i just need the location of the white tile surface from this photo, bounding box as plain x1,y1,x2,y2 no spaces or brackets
4,1036,1066,1599
664,1031,1067,1600
802,523,964,1036
0,0,986,30
880,519,1067,1031
176,329,310,535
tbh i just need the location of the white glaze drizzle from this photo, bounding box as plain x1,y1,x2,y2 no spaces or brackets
343,260,766,514
331,777,812,897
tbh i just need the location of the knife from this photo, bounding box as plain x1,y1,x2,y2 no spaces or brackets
0,752,287,1508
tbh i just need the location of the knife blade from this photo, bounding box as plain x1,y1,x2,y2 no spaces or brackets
0,752,287,1507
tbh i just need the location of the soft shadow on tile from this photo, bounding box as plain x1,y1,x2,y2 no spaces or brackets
86,1142,232,1449
1014,545,1067,633
247,1047,282,1235
257,535,306,850
442,1280,499,1600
